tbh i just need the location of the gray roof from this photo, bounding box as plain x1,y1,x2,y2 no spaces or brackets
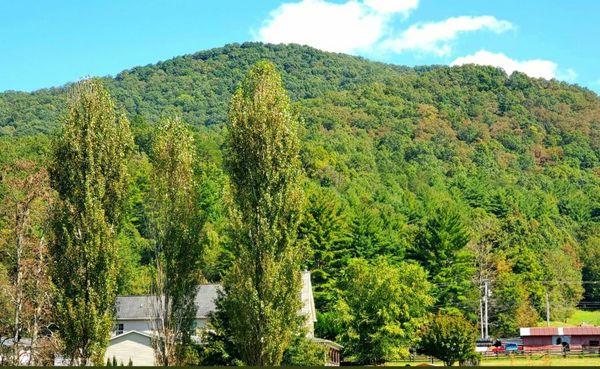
116,284,220,320
116,271,314,322
194,284,220,318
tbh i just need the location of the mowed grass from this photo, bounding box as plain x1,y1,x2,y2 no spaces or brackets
542,309,600,327
479,355,600,366
389,355,600,366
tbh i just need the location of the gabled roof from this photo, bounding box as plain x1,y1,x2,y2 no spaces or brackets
520,326,600,336
116,271,314,322
109,330,154,341
311,337,343,350
116,284,219,320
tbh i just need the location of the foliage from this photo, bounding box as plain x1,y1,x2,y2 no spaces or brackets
217,61,304,365
149,116,203,365
0,43,598,347
195,308,242,366
418,313,478,366
299,186,349,310
337,258,433,364
0,160,54,365
282,335,328,366
410,205,470,277
48,79,133,364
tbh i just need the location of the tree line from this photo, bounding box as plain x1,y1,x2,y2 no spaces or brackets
0,43,599,365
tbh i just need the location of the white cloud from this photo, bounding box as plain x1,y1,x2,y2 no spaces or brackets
558,68,578,82
381,16,513,56
451,50,576,81
256,0,388,53
363,0,419,15
256,1,513,58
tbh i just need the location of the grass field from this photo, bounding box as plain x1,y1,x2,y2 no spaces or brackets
389,354,600,366
479,355,600,366
543,309,600,327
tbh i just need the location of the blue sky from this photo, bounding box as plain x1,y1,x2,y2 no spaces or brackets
1,0,599,93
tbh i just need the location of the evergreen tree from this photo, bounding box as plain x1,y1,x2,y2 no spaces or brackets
409,205,475,310
48,79,132,364
410,206,470,277
219,61,304,365
149,117,202,365
348,208,393,261
299,187,349,310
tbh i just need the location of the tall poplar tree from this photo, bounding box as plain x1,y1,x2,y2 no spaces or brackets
220,61,304,366
49,79,132,365
149,117,202,365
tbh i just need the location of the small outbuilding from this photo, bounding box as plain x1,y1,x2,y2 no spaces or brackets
520,326,600,351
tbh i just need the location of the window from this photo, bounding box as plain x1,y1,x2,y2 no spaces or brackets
115,323,124,335
590,341,599,347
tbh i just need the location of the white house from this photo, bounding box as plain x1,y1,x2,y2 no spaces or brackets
105,271,337,366
104,331,154,366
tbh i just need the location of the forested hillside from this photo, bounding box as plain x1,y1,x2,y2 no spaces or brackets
1,42,599,342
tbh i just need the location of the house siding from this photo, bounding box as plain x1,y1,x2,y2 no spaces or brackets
105,333,155,366
523,335,600,350
115,320,153,335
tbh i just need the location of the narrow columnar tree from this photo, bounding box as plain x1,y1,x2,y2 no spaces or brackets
49,79,132,365
220,61,304,366
149,117,202,365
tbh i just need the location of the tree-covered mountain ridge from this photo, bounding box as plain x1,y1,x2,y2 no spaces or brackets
0,42,598,337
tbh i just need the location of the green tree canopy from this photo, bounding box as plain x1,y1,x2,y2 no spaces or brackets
338,258,433,364
418,313,478,366
48,79,132,364
218,61,304,365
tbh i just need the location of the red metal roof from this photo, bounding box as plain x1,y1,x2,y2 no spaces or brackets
520,326,600,336
528,327,558,336
564,327,600,335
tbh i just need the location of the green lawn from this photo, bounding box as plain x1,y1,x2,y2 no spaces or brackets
389,355,600,366
542,309,600,327
479,355,600,366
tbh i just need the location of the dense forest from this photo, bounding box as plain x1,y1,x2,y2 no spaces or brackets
0,42,598,364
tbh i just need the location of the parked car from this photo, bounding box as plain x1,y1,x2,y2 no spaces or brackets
504,343,520,353
490,340,523,354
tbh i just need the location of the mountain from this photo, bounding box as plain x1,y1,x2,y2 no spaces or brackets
0,43,413,136
0,42,598,336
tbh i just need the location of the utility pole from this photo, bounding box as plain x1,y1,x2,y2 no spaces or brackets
479,296,484,338
546,291,550,327
483,279,489,339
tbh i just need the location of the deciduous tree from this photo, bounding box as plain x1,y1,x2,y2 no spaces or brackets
418,313,478,366
0,161,52,365
48,79,132,365
219,61,304,365
149,116,202,365
338,258,433,365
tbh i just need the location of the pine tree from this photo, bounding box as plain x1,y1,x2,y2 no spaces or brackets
409,206,470,276
48,79,132,365
409,205,474,312
219,61,304,365
299,187,349,310
149,117,202,365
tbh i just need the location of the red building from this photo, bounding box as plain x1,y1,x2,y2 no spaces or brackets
520,327,600,351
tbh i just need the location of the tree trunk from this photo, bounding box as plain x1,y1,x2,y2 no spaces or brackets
13,211,24,366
